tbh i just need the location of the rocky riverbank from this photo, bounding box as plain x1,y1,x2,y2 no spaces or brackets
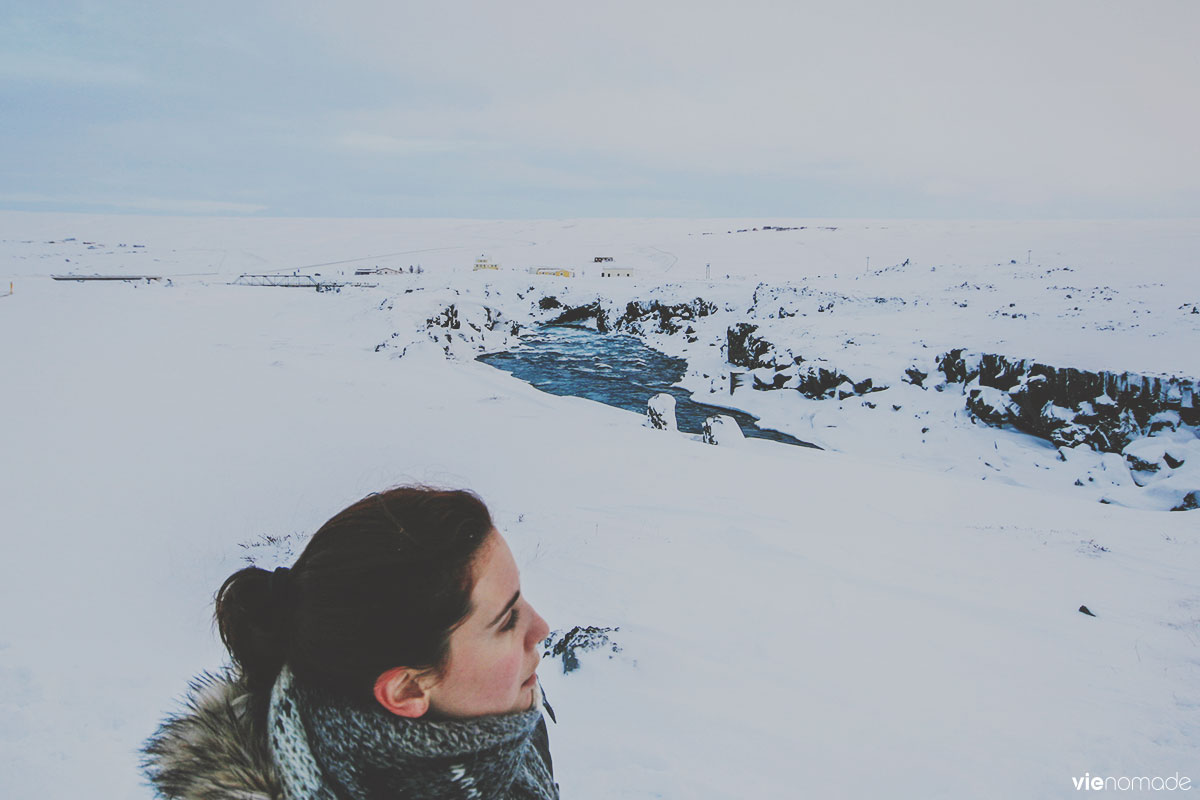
407,267,1198,511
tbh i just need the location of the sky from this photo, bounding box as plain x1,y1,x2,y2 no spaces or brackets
2,0,1198,219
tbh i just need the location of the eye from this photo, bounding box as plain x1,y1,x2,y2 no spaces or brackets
500,607,520,632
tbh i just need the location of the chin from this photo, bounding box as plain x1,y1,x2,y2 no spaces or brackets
512,685,536,713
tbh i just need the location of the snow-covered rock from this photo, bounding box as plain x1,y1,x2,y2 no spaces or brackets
646,393,677,431
702,414,745,446
966,385,1018,426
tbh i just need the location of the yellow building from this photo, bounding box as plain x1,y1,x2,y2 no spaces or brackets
473,256,500,271
534,267,575,278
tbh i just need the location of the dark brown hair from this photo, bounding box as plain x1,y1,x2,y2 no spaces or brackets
215,487,493,705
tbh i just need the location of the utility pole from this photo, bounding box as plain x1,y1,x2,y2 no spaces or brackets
706,263,711,280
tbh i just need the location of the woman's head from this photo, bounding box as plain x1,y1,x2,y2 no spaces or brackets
215,487,546,717
374,531,549,718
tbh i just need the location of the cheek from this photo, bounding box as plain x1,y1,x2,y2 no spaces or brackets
456,642,526,703
486,646,526,692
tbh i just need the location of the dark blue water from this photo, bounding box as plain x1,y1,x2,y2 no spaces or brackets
478,325,818,448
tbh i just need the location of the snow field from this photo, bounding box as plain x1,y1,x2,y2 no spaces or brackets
1,214,1197,798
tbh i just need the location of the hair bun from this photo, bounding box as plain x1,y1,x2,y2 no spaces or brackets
268,566,292,608
215,565,295,692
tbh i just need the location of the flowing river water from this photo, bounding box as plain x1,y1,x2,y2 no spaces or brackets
478,325,818,448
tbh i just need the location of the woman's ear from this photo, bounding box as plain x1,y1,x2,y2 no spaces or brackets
373,667,433,718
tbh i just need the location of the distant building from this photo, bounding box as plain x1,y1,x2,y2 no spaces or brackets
354,267,405,276
593,256,614,263
473,256,500,271
533,267,575,278
600,268,634,278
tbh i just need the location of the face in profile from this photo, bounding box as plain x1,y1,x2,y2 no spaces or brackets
429,531,550,717
375,530,550,719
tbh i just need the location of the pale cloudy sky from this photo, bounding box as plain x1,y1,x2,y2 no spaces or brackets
2,0,1197,218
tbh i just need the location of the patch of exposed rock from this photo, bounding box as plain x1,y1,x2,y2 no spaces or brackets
545,299,611,331
421,303,521,356
544,297,715,339
726,323,887,400
938,349,1198,452
543,626,621,674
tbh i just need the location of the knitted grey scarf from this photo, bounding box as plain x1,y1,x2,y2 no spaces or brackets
267,666,558,800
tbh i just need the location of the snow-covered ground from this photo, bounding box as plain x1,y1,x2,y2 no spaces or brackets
1,212,1197,798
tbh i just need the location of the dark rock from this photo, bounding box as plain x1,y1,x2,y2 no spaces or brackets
617,298,716,336
482,306,512,333
1149,411,1181,433
904,367,927,387
977,353,1026,391
543,626,621,674
1125,454,1161,474
727,323,776,368
547,301,610,332
937,348,1197,454
1078,605,1096,617
1171,491,1200,512
966,387,1016,426
1009,373,1054,416
936,349,979,384
1082,409,1143,453
753,370,792,390
1164,452,1186,469
1049,423,1090,449
426,304,460,330
538,296,561,310
795,363,855,399
854,377,886,394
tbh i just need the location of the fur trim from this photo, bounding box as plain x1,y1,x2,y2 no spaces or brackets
142,670,284,800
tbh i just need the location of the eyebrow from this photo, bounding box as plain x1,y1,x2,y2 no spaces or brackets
488,590,521,628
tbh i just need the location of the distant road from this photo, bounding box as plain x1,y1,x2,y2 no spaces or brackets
649,246,679,273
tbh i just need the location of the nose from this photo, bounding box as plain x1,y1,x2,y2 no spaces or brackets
526,604,550,649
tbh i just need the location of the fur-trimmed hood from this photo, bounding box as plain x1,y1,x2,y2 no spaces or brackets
142,671,284,800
